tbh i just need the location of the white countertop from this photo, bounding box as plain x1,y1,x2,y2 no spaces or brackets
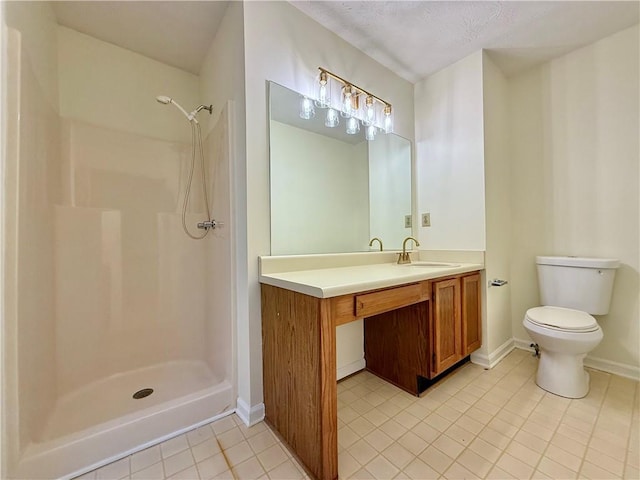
259,261,484,298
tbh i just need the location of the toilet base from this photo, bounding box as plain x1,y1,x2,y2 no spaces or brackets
536,350,590,398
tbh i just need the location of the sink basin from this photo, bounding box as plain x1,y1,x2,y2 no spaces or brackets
407,261,461,267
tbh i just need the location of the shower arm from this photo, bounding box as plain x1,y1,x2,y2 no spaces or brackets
191,105,213,116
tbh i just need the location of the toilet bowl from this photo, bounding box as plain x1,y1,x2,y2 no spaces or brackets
523,256,618,398
523,306,603,398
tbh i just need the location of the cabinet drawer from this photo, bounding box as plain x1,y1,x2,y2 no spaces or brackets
355,283,423,318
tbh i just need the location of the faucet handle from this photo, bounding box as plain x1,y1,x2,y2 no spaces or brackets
397,252,412,265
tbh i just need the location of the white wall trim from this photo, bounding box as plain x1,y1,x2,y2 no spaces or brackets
514,337,640,381
470,338,515,369
584,356,640,381
513,337,535,352
236,397,265,427
337,359,366,381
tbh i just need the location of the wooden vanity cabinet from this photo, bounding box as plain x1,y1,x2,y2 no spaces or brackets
430,272,482,377
365,272,482,392
260,269,481,480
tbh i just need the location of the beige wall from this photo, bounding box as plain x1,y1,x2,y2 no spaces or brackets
414,51,513,365
414,51,486,251
509,25,640,374
481,53,513,358
241,0,414,413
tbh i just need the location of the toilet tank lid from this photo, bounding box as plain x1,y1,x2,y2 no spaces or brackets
536,256,620,269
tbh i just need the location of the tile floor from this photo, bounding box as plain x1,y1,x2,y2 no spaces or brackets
78,349,639,479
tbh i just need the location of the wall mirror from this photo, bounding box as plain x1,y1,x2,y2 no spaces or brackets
268,81,412,255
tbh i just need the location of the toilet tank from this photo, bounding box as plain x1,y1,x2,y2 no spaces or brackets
536,256,620,315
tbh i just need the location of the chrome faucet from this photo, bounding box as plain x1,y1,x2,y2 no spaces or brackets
369,237,383,251
397,236,420,264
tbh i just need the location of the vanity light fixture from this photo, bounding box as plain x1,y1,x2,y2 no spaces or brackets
300,67,393,139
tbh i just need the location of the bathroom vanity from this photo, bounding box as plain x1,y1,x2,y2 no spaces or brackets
259,255,483,480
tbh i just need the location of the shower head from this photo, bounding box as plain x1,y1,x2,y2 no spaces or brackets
155,95,197,123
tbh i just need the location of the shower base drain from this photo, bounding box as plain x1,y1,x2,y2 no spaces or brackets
132,388,154,399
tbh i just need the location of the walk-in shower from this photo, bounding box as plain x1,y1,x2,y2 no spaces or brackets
3,3,236,478
156,95,218,239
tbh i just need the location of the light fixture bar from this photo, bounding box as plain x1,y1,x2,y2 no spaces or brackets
318,67,392,111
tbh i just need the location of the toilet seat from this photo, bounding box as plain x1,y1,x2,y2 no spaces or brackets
525,306,599,333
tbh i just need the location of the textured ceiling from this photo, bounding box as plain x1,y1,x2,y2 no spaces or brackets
53,1,229,75
291,1,640,81
52,1,639,82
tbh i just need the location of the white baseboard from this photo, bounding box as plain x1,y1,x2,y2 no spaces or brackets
235,398,265,427
514,337,536,352
584,356,640,381
337,359,366,380
513,336,640,381
470,338,516,369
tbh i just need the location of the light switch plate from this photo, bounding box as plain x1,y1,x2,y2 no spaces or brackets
404,215,412,228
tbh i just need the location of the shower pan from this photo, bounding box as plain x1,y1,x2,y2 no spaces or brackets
3,19,236,479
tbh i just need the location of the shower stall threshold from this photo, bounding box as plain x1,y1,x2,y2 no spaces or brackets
15,361,235,480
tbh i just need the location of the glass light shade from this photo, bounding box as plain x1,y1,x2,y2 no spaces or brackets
325,108,339,128
299,96,315,120
365,125,377,141
363,96,375,126
383,105,393,133
346,116,360,135
341,87,353,117
315,71,331,108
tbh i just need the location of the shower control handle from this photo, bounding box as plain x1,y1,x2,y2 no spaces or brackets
197,220,218,230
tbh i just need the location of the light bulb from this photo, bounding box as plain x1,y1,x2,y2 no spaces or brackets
325,108,339,128
363,96,375,126
341,85,353,117
383,104,393,133
299,96,315,120
365,125,377,141
346,116,360,135
316,71,330,108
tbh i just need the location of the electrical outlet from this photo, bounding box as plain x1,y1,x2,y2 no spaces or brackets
422,213,431,227
404,215,412,228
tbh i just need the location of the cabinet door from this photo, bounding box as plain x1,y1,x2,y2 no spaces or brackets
461,273,482,355
431,278,462,376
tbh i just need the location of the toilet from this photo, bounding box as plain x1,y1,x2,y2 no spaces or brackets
523,256,619,398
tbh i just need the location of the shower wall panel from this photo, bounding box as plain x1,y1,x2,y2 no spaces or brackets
203,106,234,382
14,40,61,453
55,117,217,396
